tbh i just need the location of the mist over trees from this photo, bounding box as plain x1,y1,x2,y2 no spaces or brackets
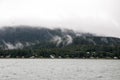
0,26,120,59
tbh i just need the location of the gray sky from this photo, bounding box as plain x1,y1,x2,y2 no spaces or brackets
0,0,120,37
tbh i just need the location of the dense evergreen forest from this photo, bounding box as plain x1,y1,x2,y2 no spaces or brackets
0,45,120,59
0,26,120,59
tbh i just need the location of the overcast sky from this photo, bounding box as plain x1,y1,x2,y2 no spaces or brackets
0,0,120,37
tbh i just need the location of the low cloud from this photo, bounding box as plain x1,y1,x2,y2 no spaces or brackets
51,35,73,47
65,35,73,45
51,35,62,46
3,41,24,50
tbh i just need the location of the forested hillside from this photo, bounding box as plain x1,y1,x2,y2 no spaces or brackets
0,26,120,59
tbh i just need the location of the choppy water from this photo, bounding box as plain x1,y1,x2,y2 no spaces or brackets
0,59,120,80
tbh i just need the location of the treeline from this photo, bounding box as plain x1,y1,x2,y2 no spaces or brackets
0,45,120,59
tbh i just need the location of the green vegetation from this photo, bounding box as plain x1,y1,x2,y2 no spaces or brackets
0,26,120,59
0,45,120,59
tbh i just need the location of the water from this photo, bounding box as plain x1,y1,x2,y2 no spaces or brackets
0,59,120,80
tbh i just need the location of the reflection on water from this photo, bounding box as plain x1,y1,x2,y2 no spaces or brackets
0,59,120,80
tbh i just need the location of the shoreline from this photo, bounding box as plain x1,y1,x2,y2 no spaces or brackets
0,58,119,60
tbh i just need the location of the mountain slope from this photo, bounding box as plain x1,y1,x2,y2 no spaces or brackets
0,26,120,50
